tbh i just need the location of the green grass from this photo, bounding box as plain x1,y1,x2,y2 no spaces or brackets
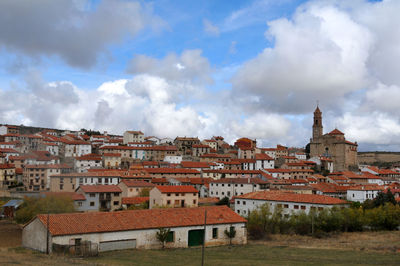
85,244,400,266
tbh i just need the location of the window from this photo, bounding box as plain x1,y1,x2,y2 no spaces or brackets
90,201,95,206
59,184,63,190
284,204,289,208
175,193,179,196
114,192,119,196
166,231,174,242
90,193,95,197
212,228,218,239
301,206,306,210
236,200,240,205
167,193,171,197
78,202,82,207
243,201,246,205
294,205,299,209
193,199,196,204
113,201,119,206
167,200,171,205
193,193,196,196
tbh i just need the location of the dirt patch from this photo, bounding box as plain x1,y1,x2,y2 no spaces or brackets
249,231,400,253
0,219,22,248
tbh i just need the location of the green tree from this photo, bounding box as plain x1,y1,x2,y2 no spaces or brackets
216,196,230,207
156,228,171,249
15,195,75,224
224,226,236,246
139,188,150,197
247,203,271,239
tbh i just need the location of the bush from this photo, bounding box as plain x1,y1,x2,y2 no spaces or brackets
15,195,75,224
246,201,400,238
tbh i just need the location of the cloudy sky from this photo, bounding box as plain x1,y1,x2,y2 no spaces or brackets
0,0,399,151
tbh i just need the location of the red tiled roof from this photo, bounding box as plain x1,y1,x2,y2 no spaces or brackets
34,206,246,236
328,129,344,135
122,197,149,205
155,185,198,193
103,153,121,157
146,168,200,174
255,153,273,160
237,191,348,205
211,177,268,185
120,180,155,188
0,163,15,169
79,185,122,193
180,161,210,168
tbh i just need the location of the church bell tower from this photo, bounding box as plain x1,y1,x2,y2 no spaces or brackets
312,105,323,140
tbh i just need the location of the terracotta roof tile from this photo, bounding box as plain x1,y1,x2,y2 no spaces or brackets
35,206,246,236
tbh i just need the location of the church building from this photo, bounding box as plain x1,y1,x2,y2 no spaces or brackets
309,106,358,172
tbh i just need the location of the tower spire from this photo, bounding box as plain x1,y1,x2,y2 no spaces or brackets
312,104,323,140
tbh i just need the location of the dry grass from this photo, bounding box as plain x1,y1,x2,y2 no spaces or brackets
1,220,399,265
250,231,400,253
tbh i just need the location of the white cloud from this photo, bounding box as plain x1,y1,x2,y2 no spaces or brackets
127,49,214,85
231,113,291,141
232,3,372,113
0,0,165,68
203,19,220,36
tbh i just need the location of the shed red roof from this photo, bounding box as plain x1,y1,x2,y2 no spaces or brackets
34,206,246,236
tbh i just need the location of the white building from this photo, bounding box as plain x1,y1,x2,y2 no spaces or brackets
61,140,92,157
164,155,182,164
346,185,384,203
255,153,274,169
235,191,348,217
209,178,269,199
22,206,247,253
74,154,102,173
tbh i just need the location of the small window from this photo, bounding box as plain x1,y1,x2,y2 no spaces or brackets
166,231,174,242
294,205,299,209
236,200,240,205
113,201,119,206
212,228,218,239
90,201,95,206
90,193,95,197
284,204,289,208
114,192,119,196
167,193,171,197
59,184,63,190
78,202,82,207
193,199,196,204
193,193,196,196
167,200,171,205
175,193,179,196
301,206,306,210
243,201,246,205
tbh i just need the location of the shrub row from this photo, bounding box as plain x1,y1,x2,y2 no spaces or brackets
247,203,400,239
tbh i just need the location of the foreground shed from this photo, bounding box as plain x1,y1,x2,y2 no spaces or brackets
22,205,247,253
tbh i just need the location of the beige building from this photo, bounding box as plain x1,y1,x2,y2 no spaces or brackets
149,185,199,209
23,164,72,191
123,131,144,144
103,153,122,169
0,163,16,189
309,106,358,172
118,180,155,197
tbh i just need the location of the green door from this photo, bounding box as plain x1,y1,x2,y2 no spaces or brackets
188,229,204,247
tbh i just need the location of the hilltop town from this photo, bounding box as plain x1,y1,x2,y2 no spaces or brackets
1,107,399,254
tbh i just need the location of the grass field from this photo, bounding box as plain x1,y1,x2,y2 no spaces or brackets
1,220,399,265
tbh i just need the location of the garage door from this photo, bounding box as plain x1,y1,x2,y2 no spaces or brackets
99,239,136,252
188,229,204,247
